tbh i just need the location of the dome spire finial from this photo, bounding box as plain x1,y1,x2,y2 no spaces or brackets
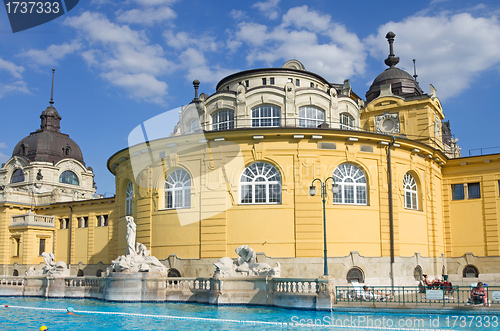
49,68,55,106
384,31,399,68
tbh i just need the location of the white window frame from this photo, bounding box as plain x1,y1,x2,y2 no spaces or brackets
212,110,235,131
164,169,191,209
299,106,324,128
251,105,280,127
403,172,418,210
332,163,367,205
339,113,355,130
240,162,281,204
125,181,133,216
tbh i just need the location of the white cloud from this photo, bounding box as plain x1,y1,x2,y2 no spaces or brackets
64,11,173,104
282,5,331,32
0,57,24,79
102,71,167,104
179,48,234,84
22,41,82,66
253,0,280,20
365,13,500,100
235,5,365,82
117,6,176,25
0,81,30,98
0,58,29,98
164,30,218,52
130,0,177,6
229,9,245,20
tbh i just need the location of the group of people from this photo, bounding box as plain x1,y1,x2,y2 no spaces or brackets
423,274,488,306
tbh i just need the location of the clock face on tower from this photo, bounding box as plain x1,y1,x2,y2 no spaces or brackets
375,113,400,134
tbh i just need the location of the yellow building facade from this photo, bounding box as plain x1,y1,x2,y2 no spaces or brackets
1,34,499,285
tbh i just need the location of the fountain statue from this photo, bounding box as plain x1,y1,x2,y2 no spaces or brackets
214,245,281,277
109,216,167,273
26,252,70,277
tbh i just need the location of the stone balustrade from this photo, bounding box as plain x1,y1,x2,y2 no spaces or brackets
273,278,318,293
166,278,211,291
10,212,55,227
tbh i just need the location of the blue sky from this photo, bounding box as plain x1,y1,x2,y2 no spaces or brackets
1,0,500,195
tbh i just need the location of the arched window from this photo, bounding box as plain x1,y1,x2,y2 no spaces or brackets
13,269,19,276
463,265,479,278
240,162,281,204
77,269,84,277
164,169,191,209
59,170,79,185
96,269,103,277
212,110,235,131
332,163,367,205
404,172,418,210
125,181,133,216
168,268,181,277
346,267,364,283
414,265,423,281
11,169,25,183
340,113,355,130
299,106,324,128
252,105,280,127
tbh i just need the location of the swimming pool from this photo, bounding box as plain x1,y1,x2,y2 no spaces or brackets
1,297,498,330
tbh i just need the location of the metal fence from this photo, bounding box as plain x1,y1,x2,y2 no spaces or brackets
336,285,500,307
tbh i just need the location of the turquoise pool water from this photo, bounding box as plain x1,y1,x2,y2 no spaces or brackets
0,297,498,330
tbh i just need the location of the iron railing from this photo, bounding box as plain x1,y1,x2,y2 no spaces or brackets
336,285,500,307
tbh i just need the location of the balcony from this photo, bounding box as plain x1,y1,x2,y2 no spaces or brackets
10,211,55,228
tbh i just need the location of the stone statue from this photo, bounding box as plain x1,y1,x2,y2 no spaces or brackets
126,216,137,256
109,216,167,274
26,252,69,277
213,245,281,277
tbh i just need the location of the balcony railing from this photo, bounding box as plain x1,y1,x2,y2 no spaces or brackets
10,211,55,228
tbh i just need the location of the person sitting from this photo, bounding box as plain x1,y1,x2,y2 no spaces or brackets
470,282,488,306
423,274,441,287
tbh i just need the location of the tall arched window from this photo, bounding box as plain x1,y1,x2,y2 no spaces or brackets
252,105,280,127
240,162,281,204
164,169,191,209
299,106,324,128
125,181,133,216
339,113,355,130
404,172,418,210
332,163,367,205
11,169,25,183
212,110,235,131
59,170,79,185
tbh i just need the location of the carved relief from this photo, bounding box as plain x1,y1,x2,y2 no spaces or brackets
375,112,400,134
236,85,246,103
285,82,295,101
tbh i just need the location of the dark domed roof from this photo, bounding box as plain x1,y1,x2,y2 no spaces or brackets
373,67,415,85
12,71,85,165
365,32,424,103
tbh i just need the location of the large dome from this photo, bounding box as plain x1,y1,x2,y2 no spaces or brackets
12,104,85,165
366,67,424,103
366,31,424,103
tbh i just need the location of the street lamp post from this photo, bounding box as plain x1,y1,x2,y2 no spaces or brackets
309,177,339,276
